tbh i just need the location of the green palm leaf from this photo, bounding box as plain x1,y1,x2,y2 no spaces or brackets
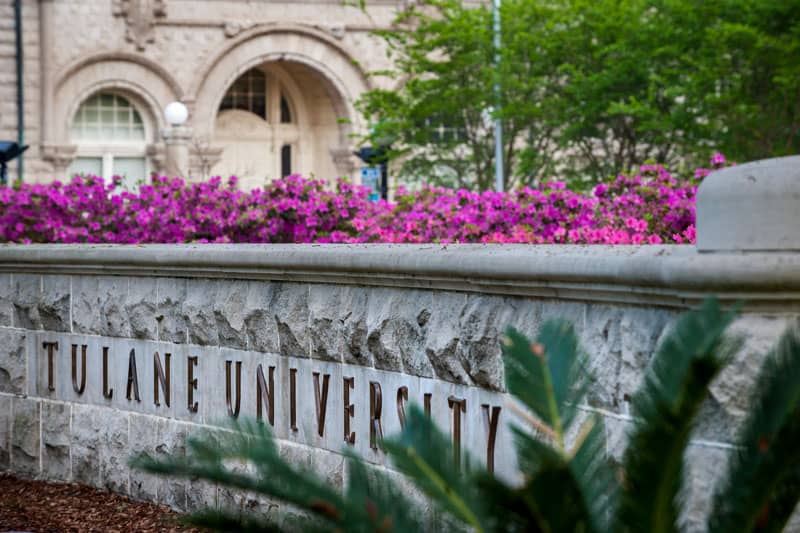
708,323,800,533
381,405,489,532
503,320,588,448
615,297,740,533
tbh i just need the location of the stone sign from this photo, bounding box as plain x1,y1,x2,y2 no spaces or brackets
27,332,519,479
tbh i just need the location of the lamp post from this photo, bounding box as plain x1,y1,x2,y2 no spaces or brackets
493,0,504,193
162,101,191,178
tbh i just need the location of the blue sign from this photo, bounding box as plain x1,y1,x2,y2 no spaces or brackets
361,166,381,201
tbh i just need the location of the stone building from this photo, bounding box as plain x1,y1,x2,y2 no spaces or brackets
0,0,422,190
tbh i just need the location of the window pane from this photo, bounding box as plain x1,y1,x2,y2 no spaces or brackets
281,144,292,177
280,93,292,123
68,157,103,178
218,68,268,120
71,92,145,141
113,157,147,185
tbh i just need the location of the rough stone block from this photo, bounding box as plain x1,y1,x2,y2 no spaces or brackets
272,283,310,359
71,404,102,487
12,274,41,330
422,291,470,385
365,288,430,375
99,409,129,494
244,281,280,354
11,397,40,476
698,316,790,440
458,294,517,390
210,280,250,350
155,417,190,511
41,401,71,481
157,278,188,344
0,273,13,326
681,445,731,532
616,308,673,408
309,285,368,365
128,278,158,339
129,413,160,501
72,276,157,340
40,276,71,332
0,328,26,394
0,394,11,468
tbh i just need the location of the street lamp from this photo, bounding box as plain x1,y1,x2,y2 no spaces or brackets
354,145,389,201
0,141,28,185
164,101,189,126
162,102,191,178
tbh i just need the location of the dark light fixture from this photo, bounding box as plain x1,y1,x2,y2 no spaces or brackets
0,141,29,185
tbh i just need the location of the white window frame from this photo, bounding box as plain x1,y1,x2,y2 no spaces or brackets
69,92,152,186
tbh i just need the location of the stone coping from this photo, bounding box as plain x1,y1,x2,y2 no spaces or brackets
0,244,798,310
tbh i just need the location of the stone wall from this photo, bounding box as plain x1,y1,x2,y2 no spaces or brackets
0,244,799,530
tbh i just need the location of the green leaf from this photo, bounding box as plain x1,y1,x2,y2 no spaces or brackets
503,320,588,448
708,323,800,533
382,406,489,532
615,297,740,533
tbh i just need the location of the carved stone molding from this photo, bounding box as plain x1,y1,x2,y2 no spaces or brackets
190,144,224,181
331,147,358,176
41,144,77,174
146,143,166,175
112,0,167,51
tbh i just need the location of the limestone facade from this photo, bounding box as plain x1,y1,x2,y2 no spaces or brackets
0,0,434,189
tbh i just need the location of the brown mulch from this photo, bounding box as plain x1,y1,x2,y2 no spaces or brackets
0,473,207,533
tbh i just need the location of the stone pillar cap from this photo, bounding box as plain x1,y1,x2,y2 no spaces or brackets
696,155,800,252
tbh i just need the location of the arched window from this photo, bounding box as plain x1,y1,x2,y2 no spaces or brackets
214,67,299,187
219,68,267,119
68,93,149,186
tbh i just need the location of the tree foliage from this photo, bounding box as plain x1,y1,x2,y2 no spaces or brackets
357,0,800,189
134,298,800,531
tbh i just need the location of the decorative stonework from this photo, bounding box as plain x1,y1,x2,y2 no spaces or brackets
331,147,359,176
112,0,168,51
40,144,77,175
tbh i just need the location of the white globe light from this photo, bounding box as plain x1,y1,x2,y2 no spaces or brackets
164,101,189,126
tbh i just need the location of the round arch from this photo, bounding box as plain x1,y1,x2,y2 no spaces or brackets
190,24,371,146
52,54,182,143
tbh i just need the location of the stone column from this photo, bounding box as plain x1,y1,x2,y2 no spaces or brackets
696,156,800,252
161,126,192,178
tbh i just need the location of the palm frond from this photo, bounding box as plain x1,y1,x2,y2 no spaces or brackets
381,405,491,532
615,297,740,533
503,320,588,449
503,320,615,533
132,419,349,530
708,323,800,533
343,451,430,532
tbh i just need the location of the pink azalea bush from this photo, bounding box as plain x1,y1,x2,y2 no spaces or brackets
0,155,729,244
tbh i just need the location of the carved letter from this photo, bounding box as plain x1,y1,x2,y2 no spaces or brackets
71,344,87,395
424,392,432,418
226,360,242,418
256,364,275,426
343,376,355,444
397,386,408,429
154,351,171,408
482,404,502,473
369,381,383,449
187,356,198,413
448,396,467,471
313,372,330,438
102,346,113,399
289,368,298,432
126,349,140,402
42,341,58,391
